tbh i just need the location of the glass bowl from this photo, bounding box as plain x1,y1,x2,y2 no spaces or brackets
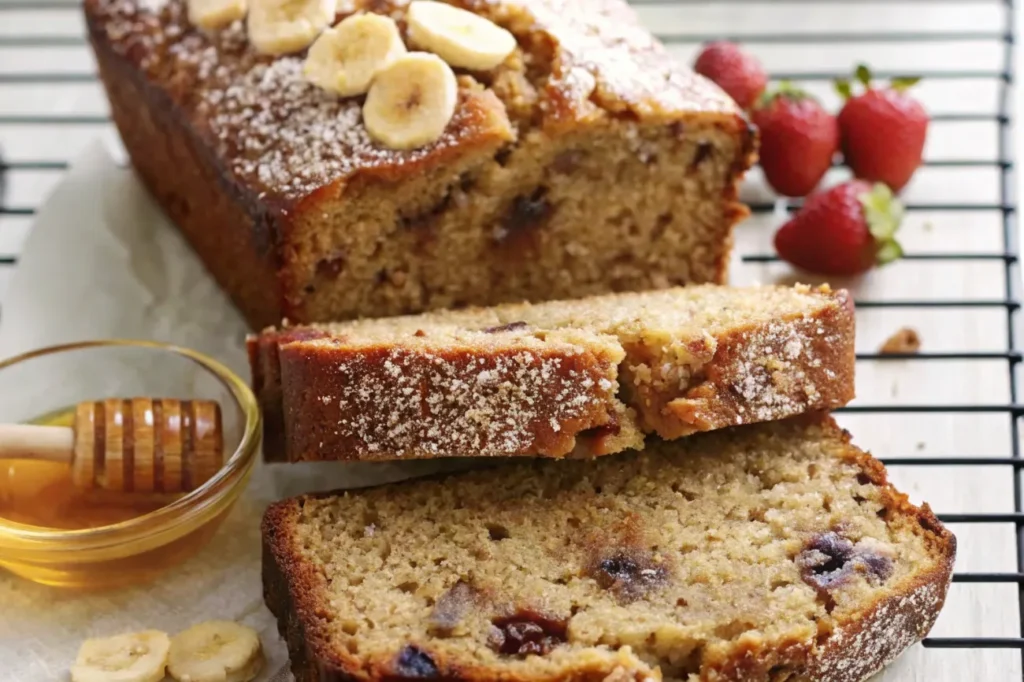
0,340,260,589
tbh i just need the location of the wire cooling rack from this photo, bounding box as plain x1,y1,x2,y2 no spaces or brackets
0,1,1021,680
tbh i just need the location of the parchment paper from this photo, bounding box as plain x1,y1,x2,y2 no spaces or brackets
0,142,471,681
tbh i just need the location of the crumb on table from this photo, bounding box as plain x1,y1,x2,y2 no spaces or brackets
879,327,922,354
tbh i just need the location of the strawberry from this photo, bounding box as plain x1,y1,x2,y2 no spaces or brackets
752,83,839,197
836,64,929,193
693,41,767,110
774,180,904,276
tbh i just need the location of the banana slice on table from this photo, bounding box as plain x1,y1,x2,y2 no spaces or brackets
248,0,335,56
188,0,248,30
167,620,264,682
363,52,458,150
71,630,170,682
406,1,516,71
304,13,406,96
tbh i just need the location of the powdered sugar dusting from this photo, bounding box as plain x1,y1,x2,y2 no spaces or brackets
729,320,835,422
521,0,737,117
90,0,496,200
89,0,737,201
268,285,851,459
296,347,617,458
813,579,950,682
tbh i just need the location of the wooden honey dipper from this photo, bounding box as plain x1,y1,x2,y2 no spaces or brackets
0,398,224,493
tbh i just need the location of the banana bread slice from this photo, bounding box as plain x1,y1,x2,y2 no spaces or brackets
262,415,956,682
84,0,754,330
250,284,855,462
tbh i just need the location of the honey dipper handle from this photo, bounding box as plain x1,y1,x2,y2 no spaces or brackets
0,424,74,464
71,398,224,493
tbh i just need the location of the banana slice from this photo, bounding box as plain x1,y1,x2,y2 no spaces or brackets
247,0,336,56
71,630,170,682
406,1,516,71
167,620,264,682
188,0,248,30
363,52,458,150
303,13,406,96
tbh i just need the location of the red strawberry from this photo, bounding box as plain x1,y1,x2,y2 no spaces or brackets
752,84,839,197
693,41,767,110
836,64,929,193
774,180,904,276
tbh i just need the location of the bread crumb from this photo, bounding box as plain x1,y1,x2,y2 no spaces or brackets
879,328,921,355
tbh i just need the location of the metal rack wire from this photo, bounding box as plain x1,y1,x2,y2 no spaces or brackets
0,0,1020,678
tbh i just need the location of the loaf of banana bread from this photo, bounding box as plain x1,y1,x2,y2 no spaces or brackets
263,415,956,682
84,0,755,329
250,284,855,462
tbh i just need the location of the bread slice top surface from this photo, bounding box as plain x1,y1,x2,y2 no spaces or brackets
263,415,955,682
270,284,846,348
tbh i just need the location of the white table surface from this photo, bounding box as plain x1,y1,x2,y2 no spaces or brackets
1,1,1022,681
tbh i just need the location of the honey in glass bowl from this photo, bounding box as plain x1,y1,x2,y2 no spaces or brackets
0,341,260,589
0,408,181,530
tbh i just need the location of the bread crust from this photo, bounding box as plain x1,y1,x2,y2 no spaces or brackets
261,415,955,682
249,288,855,463
638,290,856,441
807,427,956,682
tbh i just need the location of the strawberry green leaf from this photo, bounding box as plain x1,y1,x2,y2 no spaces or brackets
859,183,905,267
758,81,814,108
855,63,873,88
890,76,922,92
876,240,904,265
834,79,852,100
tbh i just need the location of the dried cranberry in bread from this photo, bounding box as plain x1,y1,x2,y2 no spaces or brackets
83,0,755,329
262,415,955,682
249,284,855,462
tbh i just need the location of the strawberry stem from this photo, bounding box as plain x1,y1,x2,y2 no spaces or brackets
837,64,922,98
858,183,905,267
890,76,922,92
876,241,904,265
834,79,852,100
855,63,872,87
757,80,815,108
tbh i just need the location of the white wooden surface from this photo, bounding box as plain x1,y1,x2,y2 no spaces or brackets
0,1,1021,680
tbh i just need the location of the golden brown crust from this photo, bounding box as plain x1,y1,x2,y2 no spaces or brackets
806,426,956,682
275,336,625,461
84,0,755,329
84,0,740,202
261,415,955,682
83,0,516,204
249,287,855,463
657,290,856,439
89,21,288,327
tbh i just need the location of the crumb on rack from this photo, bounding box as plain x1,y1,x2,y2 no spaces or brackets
879,327,921,355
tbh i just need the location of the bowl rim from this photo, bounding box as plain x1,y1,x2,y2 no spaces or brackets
0,339,261,550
